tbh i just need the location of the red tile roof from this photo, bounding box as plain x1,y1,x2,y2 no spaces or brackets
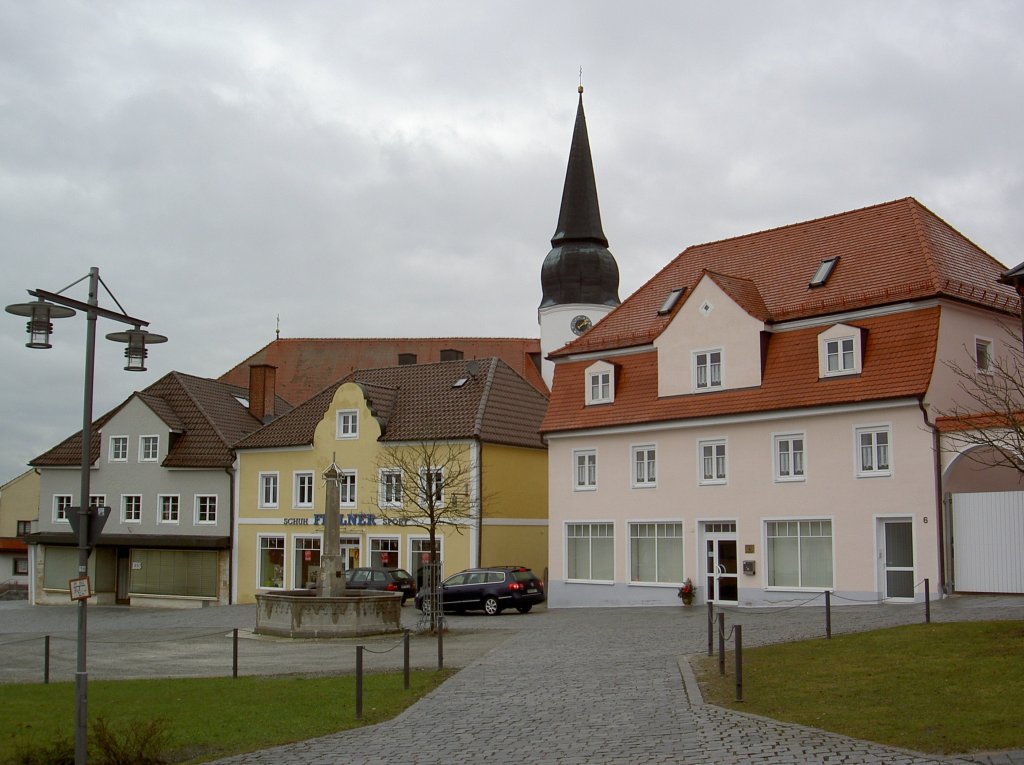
219,337,547,404
542,308,939,433
236,358,548,451
31,372,293,469
555,198,1017,358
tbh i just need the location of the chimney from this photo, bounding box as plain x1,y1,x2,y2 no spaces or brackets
248,364,277,423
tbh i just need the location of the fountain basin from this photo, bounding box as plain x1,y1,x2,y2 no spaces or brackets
255,590,403,638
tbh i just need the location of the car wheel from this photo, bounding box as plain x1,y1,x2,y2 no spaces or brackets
515,604,532,614
483,596,501,615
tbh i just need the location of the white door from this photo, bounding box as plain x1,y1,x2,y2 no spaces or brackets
704,522,738,603
882,520,915,599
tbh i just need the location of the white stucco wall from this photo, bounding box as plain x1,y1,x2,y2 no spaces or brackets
547,401,940,607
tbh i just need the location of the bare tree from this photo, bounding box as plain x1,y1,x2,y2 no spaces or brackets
371,440,477,631
935,326,1024,475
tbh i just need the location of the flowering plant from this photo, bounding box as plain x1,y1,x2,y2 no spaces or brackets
677,578,694,600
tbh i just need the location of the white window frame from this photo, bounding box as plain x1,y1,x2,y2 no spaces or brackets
565,521,615,583
293,535,322,589
764,518,835,589
158,494,180,524
257,534,286,590
258,472,280,509
369,535,401,568
195,494,217,525
573,449,598,491
825,337,855,375
53,494,72,523
698,439,727,485
339,470,357,508
628,521,684,584
109,435,128,462
419,467,445,507
818,324,863,378
294,471,314,509
379,469,403,508
975,336,993,374
88,494,106,509
336,409,359,439
139,435,160,462
856,425,892,478
693,349,723,391
121,494,142,523
773,433,806,483
589,371,612,404
584,361,615,406
631,445,657,488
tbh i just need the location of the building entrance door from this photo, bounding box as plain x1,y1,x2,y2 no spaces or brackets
704,522,738,603
339,537,361,571
882,520,915,599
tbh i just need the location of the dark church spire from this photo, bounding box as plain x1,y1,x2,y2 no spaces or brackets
540,86,620,309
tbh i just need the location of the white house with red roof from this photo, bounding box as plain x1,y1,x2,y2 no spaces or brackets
540,197,1024,608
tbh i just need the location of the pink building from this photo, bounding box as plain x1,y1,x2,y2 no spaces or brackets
541,197,1023,607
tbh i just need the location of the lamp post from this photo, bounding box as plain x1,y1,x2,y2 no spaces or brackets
6,267,166,765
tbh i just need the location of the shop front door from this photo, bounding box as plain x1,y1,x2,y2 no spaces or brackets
704,522,738,603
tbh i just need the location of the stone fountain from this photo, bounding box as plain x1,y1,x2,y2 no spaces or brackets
254,461,402,638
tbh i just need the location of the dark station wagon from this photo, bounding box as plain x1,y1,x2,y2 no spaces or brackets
415,565,545,615
344,567,417,604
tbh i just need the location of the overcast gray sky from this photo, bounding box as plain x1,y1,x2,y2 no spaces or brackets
2,1,1023,484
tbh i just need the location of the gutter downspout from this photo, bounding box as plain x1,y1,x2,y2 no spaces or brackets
475,439,483,568
228,462,237,604
918,400,949,594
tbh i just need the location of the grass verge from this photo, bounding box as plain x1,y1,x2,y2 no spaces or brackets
0,670,452,764
694,620,1024,754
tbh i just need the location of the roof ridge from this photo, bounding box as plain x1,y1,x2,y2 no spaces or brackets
473,358,499,437
169,371,248,450
904,198,942,291
681,196,918,253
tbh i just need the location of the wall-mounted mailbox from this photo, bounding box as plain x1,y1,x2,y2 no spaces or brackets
742,560,756,575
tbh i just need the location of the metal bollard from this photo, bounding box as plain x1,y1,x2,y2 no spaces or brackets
404,629,410,690
825,590,831,640
735,624,743,702
232,628,239,678
707,601,714,656
44,635,50,684
925,578,931,623
718,613,725,676
355,645,363,719
437,624,444,670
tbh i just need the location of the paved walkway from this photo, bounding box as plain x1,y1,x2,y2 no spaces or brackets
3,596,1023,764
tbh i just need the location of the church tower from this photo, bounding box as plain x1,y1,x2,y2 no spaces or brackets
538,86,620,388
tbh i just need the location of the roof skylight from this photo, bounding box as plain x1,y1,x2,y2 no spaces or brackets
809,257,839,288
453,378,469,388
657,287,686,315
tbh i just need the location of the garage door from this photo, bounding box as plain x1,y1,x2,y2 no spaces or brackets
952,491,1024,593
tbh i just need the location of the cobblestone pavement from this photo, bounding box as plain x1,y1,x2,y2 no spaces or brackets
207,595,1023,765
3,596,1023,764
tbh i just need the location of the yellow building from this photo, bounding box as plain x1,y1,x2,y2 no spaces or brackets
232,358,548,604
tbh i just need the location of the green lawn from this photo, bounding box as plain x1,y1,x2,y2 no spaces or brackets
1,670,452,764
694,621,1024,754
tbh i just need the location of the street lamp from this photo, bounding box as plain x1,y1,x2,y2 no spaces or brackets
5,266,166,765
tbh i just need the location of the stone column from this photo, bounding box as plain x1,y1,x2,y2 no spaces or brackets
319,462,347,597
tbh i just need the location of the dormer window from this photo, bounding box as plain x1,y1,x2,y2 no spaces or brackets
585,361,615,405
826,338,855,374
818,324,863,378
694,350,722,390
809,257,838,288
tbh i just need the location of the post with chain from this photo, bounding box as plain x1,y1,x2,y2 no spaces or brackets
825,590,832,639
355,645,364,720
44,635,50,684
925,578,931,624
403,629,410,690
734,624,743,702
232,628,239,678
706,601,714,656
717,612,725,676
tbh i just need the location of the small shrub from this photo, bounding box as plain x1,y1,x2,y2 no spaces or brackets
5,734,74,765
90,716,169,765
